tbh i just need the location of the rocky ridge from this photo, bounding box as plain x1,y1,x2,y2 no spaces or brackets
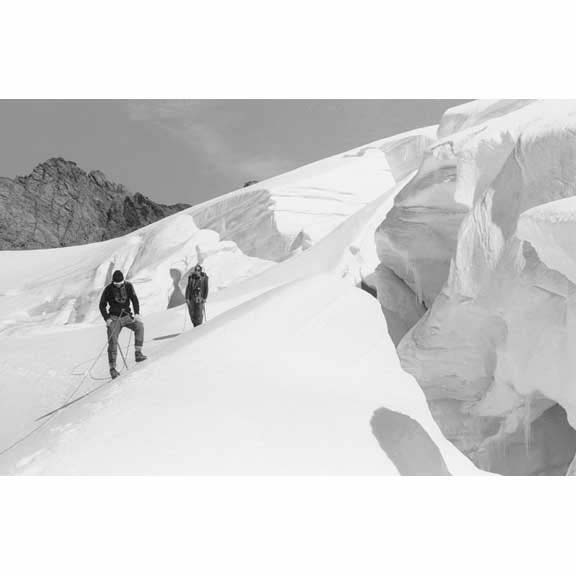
0,158,189,250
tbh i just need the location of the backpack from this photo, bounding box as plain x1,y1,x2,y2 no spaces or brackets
188,273,204,303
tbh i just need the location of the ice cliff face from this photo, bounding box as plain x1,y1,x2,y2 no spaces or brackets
376,100,576,474
190,126,435,261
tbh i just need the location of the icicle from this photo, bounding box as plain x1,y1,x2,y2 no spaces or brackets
406,257,424,307
523,396,532,456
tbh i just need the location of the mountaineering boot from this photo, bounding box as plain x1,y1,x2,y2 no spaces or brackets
135,350,147,363
110,367,120,379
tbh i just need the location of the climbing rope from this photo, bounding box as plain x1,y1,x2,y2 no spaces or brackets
0,336,109,457
70,330,132,381
0,315,133,457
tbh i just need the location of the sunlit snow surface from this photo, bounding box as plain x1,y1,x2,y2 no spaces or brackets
0,125,483,475
8,100,576,475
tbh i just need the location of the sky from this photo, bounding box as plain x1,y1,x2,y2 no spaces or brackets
0,100,468,205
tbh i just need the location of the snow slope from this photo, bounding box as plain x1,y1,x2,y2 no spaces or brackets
0,123,483,475
0,276,476,474
0,126,434,335
377,100,576,474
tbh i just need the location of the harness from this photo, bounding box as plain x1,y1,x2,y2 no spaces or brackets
112,283,128,304
108,283,133,318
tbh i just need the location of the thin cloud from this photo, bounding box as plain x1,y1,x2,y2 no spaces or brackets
233,156,293,180
127,101,291,183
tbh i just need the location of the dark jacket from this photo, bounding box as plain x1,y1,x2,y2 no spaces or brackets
99,281,140,320
185,272,209,303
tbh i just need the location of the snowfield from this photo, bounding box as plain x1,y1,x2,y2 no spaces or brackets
1,125,480,475
4,99,576,475
0,276,476,474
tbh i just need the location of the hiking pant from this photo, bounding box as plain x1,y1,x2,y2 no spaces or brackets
187,300,205,327
107,314,144,368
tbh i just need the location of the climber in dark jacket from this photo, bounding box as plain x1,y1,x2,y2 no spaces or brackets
99,270,147,379
185,264,209,327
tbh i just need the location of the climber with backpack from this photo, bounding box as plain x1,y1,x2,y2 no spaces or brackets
185,264,209,327
99,270,147,379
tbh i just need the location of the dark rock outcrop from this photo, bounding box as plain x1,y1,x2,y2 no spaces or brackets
0,158,190,250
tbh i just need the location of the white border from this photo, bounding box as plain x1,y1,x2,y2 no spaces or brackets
1,477,574,575
2,0,575,98
2,1,575,574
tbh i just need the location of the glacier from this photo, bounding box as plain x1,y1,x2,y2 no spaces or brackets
1,124,480,475
3,99,576,475
378,100,576,474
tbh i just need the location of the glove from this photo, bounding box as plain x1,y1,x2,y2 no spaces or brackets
106,318,113,327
